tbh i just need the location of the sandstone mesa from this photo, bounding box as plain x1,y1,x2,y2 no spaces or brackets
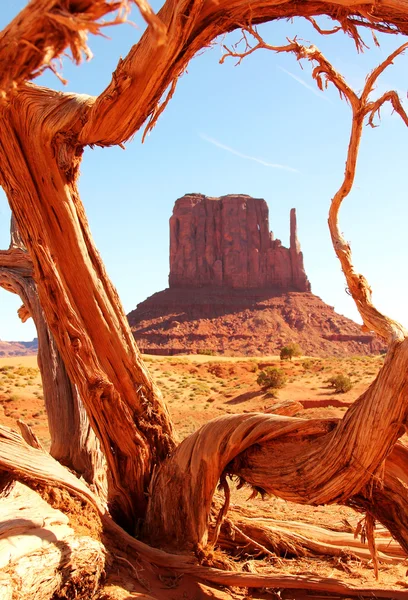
129,194,383,357
169,193,310,292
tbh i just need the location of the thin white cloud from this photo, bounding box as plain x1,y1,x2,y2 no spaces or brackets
199,133,298,172
278,66,331,102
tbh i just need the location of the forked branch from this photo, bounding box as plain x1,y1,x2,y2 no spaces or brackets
222,29,408,343
328,43,408,342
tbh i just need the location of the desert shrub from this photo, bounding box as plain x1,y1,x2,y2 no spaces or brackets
257,367,287,396
15,367,38,377
302,359,315,370
328,374,353,393
280,343,303,361
198,349,216,356
192,382,211,394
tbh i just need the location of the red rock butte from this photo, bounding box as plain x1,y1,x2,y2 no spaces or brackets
128,194,384,357
169,194,311,293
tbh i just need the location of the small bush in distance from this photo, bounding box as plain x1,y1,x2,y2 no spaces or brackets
328,374,353,394
302,359,315,370
257,367,287,397
247,360,259,373
280,343,303,361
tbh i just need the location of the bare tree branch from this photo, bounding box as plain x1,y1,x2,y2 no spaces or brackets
3,0,408,146
327,44,408,342
0,0,164,96
221,30,408,342
76,0,408,146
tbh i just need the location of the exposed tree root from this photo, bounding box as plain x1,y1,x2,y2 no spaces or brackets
1,424,408,599
214,509,404,564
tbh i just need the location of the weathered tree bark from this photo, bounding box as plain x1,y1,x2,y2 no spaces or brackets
215,507,404,563
144,39,408,552
1,0,408,596
0,220,107,497
0,0,407,532
0,91,175,528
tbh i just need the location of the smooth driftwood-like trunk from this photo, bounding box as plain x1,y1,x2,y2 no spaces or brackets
0,223,106,497
0,482,105,600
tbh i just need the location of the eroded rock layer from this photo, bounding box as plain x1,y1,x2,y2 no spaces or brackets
128,290,383,357
169,194,311,292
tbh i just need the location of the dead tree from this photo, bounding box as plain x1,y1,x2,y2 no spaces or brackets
0,219,107,496
1,1,408,598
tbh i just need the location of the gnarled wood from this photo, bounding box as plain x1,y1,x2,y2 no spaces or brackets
216,506,405,563
0,90,176,528
0,0,407,532
0,482,105,600
144,38,408,557
2,0,408,596
0,425,407,600
145,339,408,547
0,221,107,497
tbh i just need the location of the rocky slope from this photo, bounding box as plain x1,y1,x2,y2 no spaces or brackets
128,289,382,357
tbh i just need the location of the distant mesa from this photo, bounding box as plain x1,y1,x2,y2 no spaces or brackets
169,193,310,293
128,193,384,357
0,338,38,357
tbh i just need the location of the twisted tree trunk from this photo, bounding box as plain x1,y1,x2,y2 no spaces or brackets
0,89,175,528
1,1,408,597
0,220,106,495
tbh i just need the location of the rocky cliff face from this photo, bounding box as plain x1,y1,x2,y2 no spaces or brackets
169,194,311,292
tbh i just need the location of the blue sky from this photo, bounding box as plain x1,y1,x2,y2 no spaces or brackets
1,2,408,341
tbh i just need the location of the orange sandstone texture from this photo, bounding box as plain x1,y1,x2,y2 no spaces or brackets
169,194,310,292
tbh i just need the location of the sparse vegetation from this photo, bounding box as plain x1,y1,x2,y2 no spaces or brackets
280,343,303,361
328,374,353,394
257,367,287,396
302,359,315,370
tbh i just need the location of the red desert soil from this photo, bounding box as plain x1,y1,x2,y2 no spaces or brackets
1,353,407,598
